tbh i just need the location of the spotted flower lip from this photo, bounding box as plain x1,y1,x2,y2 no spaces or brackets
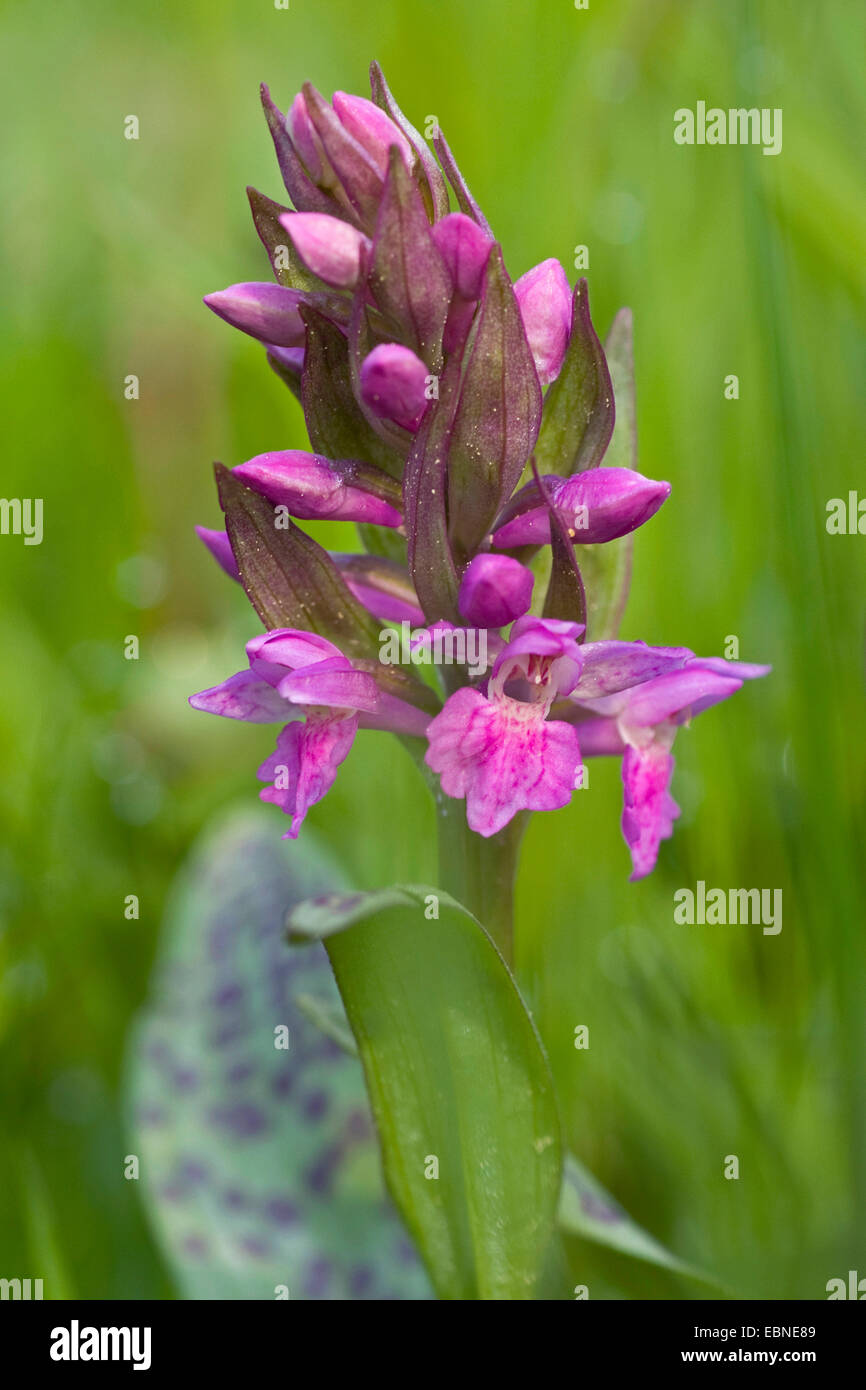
231,451,403,527
190,628,430,837
572,656,772,878
425,617,586,837
492,468,672,548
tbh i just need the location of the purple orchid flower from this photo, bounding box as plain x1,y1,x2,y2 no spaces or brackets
572,658,771,879
425,619,696,838
193,62,769,878
190,629,428,837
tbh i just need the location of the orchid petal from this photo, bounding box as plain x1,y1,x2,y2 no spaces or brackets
621,743,680,880
425,687,582,837
195,526,240,581
188,669,292,724
259,715,358,838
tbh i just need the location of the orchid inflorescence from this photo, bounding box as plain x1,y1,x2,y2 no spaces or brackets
191,64,768,881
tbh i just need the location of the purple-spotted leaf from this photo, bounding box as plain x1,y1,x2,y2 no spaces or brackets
127,807,432,1300
369,62,450,221
534,278,614,477
447,246,543,559
369,147,452,370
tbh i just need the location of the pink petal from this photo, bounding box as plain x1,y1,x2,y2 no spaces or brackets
621,743,680,880
571,642,693,699
258,714,358,837
195,526,239,581
425,687,582,837
189,669,292,723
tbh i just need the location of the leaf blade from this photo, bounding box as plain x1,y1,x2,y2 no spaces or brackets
289,884,563,1300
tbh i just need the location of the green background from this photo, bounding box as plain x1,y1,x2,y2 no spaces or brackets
1,0,864,1298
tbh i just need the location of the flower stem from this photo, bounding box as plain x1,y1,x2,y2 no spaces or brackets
435,796,528,966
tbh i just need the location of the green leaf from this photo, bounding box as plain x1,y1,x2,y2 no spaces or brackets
573,308,635,639
126,806,433,1301
558,1152,717,1286
533,278,614,477
295,993,358,1057
288,885,563,1300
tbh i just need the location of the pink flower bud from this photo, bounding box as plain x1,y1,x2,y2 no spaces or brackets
279,212,371,289
286,92,323,180
360,343,429,431
332,92,414,177
203,282,306,347
514,258,573,386
458,554,534,628
431,213,493,300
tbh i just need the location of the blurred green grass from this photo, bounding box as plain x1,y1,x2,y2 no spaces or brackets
0,0,863,1297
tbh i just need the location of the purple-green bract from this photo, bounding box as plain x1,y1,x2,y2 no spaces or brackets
190,64,769,879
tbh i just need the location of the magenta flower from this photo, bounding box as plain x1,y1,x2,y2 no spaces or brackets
572,658,771,878
425,617,585,837
192,62,769,877
279,212,371,288
425,621,699,837
190,629,429,836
